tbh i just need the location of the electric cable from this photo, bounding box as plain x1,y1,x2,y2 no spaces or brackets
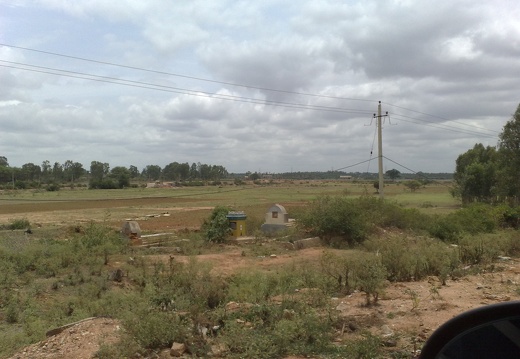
0,43,501,138
384,101,500,134
0,43,377,104
390,113,498,140
0,61,374,115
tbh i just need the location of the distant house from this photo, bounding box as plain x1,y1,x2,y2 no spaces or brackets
339,176,352,180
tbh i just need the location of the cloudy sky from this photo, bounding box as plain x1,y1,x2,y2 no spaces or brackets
1,0,519,174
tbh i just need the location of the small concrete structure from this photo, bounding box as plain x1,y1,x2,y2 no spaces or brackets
227,211,247,238
121,221,142,245
261,204,291,234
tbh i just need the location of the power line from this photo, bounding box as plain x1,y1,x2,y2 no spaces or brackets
0,43,503,139
390,113,498,139
384,102,500,134
1,61,500,140
0,43,377,104
383,156,454,189
333,158,376,172
0,62,374,115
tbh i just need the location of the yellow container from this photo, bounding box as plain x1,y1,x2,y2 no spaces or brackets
226,211,247,237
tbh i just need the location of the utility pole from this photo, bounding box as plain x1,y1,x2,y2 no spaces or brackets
375,101,388,199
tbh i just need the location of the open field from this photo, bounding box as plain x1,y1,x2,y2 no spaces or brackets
8,180,516,359
0,180,459,231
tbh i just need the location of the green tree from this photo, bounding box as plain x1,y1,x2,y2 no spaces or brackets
163,162,182,181
142,165,162,181
496,103,520,202
128,165,140,179
385,169,401,180
62,160,74,182
202,206,231,243
41,160,51,182
0,166,12,182
52,162,63,182
190,162,198,179
199,163,211,180
20,163,41,182
63,160,85,183
71,162,85,182
110,166,130,188
453,143,497,204
90,161,108,183
210,165,228,180
0,156,9,167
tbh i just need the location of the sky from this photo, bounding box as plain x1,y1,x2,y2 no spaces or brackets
1,0,519,174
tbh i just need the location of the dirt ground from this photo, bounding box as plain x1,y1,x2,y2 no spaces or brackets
4,200,520,358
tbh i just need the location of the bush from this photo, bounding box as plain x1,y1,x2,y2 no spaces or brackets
455,232,520,265
219,302,334,358
350,253,387,305
297,196,370,246
364,235,458,283
428,214,464,242
88,179,118,189
428,203,504,242
46,183,60,191
6,217,31,230
297,195,430,246
123,309,187,349
201,206,232,243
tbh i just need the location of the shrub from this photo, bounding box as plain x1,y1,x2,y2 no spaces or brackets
428,203,503,242
7,217,31,230
350,253,387,305
455,232,520,265
201,206,232,243
88,179,118,189
364,235,459,283
297,196,370,246
297,195,430,246
344,332,382,358
428,214,464,242
219,302,334,358
319,251,355,294
123,309,188,349
46,183,60,191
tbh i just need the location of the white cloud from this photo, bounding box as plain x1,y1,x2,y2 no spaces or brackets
0,0,519,173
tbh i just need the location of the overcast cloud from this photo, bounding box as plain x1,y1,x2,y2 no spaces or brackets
1,0,519,174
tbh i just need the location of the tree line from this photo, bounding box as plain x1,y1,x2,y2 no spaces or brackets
0,159,228,190
453,103,520,204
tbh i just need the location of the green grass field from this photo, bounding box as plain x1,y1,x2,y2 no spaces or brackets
0,180,460,230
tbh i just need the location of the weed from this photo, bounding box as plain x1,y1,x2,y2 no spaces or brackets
364,235,458,282
429,285,442,300
343,332,383,358
405,289,420,311
6,217,31,230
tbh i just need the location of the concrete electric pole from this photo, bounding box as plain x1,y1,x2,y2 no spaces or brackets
375,101,388,199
